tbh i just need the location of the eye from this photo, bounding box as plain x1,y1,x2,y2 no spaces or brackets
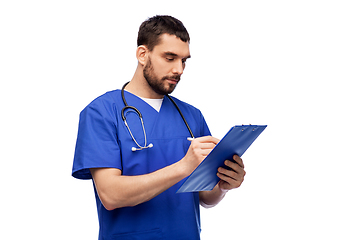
166,57,174,61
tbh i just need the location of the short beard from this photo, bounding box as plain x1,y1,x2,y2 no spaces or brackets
143,57,180,96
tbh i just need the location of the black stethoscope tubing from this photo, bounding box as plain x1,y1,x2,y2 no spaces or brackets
121,82,195,150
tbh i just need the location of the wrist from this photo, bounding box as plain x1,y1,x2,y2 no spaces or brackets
176,158,193,179
178,156,197,177
218,184,229,194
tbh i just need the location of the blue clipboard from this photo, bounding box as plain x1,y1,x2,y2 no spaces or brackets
177,125,267,193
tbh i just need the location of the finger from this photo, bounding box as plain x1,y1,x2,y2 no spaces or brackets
219,166,246,181
190,142,216,155
200,148,214,156
233,155,244,168
194,135,220,145
198,142,217,149
218,167,238,180
224,160,242,173
217,172,242,189
190,139,218,151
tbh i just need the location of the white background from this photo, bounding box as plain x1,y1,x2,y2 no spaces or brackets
1,0,359,239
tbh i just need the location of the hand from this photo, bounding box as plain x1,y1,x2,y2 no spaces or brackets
217,155,246,191
182,136,220,174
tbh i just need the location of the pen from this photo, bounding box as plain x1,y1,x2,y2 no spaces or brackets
187,137,195,141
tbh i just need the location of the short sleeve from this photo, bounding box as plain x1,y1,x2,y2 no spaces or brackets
200,111,211,137
72,96,121,179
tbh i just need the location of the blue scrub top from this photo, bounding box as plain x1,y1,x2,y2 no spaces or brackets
72,90,211,240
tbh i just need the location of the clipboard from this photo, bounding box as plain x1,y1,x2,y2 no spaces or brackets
177,125,267,193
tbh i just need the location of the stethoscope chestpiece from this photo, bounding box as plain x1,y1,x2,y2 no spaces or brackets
131,143,153,152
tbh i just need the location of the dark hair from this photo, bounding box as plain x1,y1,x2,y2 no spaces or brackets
137,15,190,51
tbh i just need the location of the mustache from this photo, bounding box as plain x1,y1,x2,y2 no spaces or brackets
162,74,181,81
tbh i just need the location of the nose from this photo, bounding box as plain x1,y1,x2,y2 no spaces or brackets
172,60,184,75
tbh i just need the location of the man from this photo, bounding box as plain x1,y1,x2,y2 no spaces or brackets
72,15,245,240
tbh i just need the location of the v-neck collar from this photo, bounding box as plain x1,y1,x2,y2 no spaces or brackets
124,90,164,113
119,91,188,140
139,96,164,113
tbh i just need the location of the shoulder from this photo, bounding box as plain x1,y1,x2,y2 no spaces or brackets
87,90,121,107
168,95,211,136
168,95,206,123
168,95,201,113
81,90,122,113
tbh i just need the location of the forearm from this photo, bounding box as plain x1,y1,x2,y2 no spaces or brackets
199,184,228,208
91,160,188,210
91,136,219,211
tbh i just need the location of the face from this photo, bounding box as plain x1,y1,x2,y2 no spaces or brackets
143,34,191,96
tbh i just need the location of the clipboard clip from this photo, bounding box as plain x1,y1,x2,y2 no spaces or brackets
241,124,256,131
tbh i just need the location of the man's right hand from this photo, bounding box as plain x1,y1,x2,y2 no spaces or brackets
182,136,220,175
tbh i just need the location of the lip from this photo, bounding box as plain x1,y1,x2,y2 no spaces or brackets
166,79,179,84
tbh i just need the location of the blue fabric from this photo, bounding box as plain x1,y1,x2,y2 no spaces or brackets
72,90,211,240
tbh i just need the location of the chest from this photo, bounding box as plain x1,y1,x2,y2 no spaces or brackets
116,101,198,176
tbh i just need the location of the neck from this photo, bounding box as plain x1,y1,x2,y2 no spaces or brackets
125,64,164,99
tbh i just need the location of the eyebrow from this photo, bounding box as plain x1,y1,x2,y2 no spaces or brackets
164,51,191,59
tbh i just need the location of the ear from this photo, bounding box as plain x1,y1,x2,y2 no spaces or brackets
136,45,148,66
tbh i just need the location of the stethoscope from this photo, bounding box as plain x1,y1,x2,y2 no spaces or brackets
121,82,194,152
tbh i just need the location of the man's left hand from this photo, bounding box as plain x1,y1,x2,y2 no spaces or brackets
217,155,246,191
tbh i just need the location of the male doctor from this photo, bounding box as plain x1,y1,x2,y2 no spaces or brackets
72,15,245,240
